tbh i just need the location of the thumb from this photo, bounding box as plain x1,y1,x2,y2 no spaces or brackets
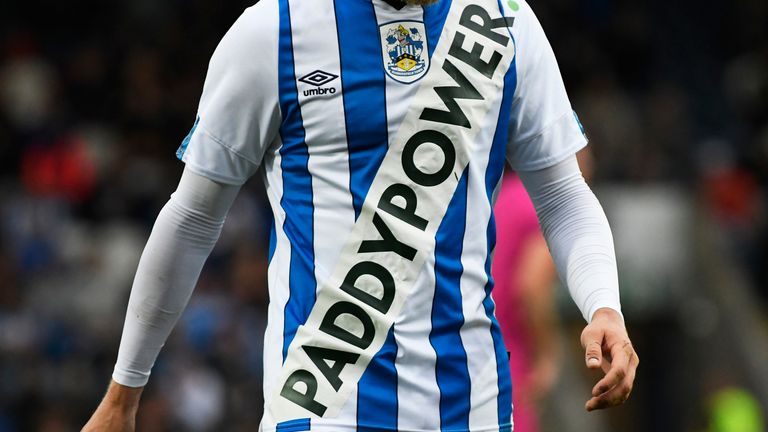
581,326,603,369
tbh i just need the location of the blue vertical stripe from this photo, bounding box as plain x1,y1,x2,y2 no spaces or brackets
276,418,311,432
429,169,471,431
356,328,399,431
423,0,453,60
277,0,317,361
268,214,277,264
482,229,513,432
334,0,388,220
482,20,519,428
333,2,398,429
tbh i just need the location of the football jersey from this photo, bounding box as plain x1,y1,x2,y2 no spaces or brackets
177,0,586,430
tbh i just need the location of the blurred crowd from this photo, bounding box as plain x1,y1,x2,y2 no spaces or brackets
0,0,766,430
537,0,768,295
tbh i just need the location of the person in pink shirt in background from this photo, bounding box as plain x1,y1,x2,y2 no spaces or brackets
492,150,594,432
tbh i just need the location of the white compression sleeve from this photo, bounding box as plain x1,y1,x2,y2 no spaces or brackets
517,156,621,322
112,168,240,387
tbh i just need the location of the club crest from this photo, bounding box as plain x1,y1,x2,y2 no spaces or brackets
380,21,429,84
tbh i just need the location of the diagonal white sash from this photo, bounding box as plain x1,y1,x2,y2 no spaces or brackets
269,0,516,421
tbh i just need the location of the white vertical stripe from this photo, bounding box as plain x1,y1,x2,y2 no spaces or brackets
373,0,425,142
393,259,441,431
288,0,356,285
371,3,442,430
262,146,291,424
286,0,359,425
459,99,507,429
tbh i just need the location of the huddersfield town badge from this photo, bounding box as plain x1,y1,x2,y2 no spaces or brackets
380,21,429,84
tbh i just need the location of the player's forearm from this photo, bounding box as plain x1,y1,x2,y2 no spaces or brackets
518,156,621,322
102,380,144,410
112,169,240,387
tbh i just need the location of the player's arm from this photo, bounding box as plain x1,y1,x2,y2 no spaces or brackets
518,157,638,411
505,0,638,411
83,169,240,431
84,2,277,429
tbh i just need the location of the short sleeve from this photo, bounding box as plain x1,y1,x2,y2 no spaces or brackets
177,1,281,185
505,0,587,172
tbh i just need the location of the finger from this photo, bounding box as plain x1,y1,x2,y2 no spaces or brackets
586,366,636,411
581,328,604,369
631,347,640,369
585,340,602,369
600,356,611,374
591,345,630,397
591,342,637,398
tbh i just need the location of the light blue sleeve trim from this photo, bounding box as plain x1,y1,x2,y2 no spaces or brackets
511,110,589,172
176,120,258,186
176,115,200,160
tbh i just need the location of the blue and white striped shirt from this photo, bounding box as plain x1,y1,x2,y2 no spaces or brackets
178,0,586,430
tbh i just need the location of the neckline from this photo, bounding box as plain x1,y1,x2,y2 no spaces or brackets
374,0,430,11
381,0,408,10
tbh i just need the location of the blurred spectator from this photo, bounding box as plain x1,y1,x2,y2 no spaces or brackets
491,171,560,432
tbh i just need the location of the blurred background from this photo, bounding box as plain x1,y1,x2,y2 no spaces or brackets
0,0,766,430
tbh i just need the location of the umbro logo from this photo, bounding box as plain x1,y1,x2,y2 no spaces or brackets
299,70,338,86
299,70,339,97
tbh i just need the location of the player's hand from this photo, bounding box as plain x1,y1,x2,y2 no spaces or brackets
580,308,638,411
82,380,143,432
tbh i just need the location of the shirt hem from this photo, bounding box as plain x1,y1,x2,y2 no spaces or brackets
260,422,514,432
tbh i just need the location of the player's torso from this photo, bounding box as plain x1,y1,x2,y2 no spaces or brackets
257,0,519,430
